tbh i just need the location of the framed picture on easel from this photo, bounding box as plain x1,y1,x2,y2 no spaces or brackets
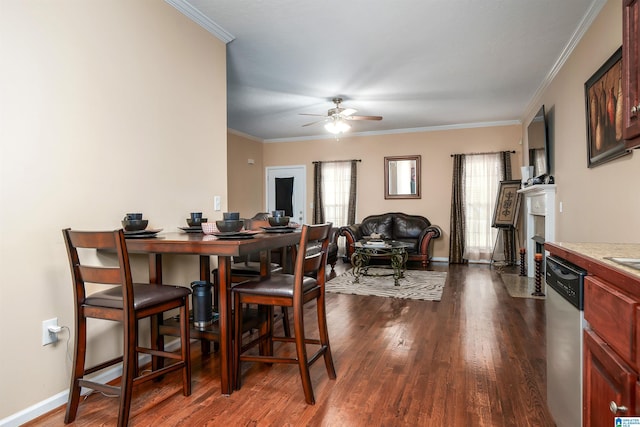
492,180,522,228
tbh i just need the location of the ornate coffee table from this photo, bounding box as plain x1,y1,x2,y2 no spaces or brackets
350,240,411,285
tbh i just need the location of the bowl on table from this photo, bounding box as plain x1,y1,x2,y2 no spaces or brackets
122,219,148,231
223,212,240,220
268,216,290,227
215,219,244,233
187,217,207,227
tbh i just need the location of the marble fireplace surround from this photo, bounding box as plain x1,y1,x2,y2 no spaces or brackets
518,184,557,277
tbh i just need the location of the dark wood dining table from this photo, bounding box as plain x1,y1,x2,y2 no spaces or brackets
125,230,302,395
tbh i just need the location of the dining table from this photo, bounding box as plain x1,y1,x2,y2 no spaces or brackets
124,230,302,395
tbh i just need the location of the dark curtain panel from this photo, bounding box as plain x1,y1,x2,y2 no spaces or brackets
275,177,294,217
313,162,324,224
449,154,467,264
347,160,357,225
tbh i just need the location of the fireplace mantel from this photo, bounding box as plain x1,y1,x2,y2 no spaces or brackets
517,184,557,277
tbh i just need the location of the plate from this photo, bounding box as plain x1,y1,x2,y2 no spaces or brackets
123,228,162,236
212,230,258,237
179,226,203,233
214,233,256,240
124,229,162,239
261,226,297,233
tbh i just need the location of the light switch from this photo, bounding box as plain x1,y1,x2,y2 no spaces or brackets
214,196,221,211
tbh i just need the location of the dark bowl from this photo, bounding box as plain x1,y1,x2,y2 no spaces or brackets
122,219,148,231
187,217,208,227
268,216,290,227
223,212,240,220
216,219,244,232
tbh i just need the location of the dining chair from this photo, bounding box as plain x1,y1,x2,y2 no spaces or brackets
62,229,191,427
232,223,336,404
212,213,292,336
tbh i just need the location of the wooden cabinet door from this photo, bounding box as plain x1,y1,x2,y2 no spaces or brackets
584,329,636,426
623,0,640,147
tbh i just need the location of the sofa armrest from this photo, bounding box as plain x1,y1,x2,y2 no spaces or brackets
339,224,362,259
416,225,442,256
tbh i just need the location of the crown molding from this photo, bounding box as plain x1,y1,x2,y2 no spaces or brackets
165,0,235,43
523,0,607,121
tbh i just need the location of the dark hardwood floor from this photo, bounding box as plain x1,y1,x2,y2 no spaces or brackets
26,262,555,426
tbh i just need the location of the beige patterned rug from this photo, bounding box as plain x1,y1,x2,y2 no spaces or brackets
326,268,447,301
500,273,546,300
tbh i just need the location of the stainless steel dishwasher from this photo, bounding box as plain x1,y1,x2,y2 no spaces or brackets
545,255,587,427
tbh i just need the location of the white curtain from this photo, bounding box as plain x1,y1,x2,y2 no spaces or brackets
320,162,351,227
320,162,352,256
462,153,503,261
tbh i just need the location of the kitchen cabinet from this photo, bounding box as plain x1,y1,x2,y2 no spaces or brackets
623,0,640,148
545,242,640,427
584,329,635,427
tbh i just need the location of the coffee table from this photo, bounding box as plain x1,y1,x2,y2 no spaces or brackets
351,240,411,285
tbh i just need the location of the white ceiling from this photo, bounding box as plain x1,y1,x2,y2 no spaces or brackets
172,0,605,142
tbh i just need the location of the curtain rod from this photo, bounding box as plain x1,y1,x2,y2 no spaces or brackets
450,150,515,157
312,159,362,164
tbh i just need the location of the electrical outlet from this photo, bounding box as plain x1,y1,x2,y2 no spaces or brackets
42,318,58,346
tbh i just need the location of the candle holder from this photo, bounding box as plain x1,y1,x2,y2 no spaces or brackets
532,253,545,296
519,248,526,276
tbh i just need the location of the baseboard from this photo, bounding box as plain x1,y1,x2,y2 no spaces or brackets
0,341,182,427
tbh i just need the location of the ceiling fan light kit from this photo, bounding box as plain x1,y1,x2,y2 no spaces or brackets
301,97,383,134
324,117,351,134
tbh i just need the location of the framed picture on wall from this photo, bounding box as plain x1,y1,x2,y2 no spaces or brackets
585,47,631,168
492,180,521,229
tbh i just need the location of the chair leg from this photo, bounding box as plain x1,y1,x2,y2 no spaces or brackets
118,316,137,426
281,306,291,337
293,305,315,405
317,295,337,379
64,316,87,423
233,294,243,391
180,302,192,396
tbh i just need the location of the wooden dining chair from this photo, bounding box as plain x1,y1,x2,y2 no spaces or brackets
62,229,192,427
232,223,336,404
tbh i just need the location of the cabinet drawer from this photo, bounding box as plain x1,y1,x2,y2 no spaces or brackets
584,275,638,367
530,195,546,215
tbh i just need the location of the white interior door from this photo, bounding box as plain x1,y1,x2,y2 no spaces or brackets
266,165,306,224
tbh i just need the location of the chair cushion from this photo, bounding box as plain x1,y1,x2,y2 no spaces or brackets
231,274,318,298
360,215,393,239
393,215,430,240
84,284,191,310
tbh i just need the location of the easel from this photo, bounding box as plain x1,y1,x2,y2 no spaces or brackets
490,226,518,268
490,180,522,269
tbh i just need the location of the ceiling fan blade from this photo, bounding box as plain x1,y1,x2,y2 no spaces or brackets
299,113,326,117
341,108,357,116
302,119,326,127
346,115,383,121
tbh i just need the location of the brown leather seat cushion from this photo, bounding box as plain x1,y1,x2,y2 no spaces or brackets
231,275,318,298
84,284,191,310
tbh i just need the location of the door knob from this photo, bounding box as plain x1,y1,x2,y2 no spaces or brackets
610,401,628,414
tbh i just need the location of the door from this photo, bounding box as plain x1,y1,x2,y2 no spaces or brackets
266,165,306,224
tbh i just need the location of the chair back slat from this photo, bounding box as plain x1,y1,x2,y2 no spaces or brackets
294,223,332,288
63,228,134,311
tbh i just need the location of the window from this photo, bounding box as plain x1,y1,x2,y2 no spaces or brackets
462,153,503,261
320,161,352,227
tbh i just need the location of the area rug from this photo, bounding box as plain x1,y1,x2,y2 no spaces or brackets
326,268,447,301
500,273,545,300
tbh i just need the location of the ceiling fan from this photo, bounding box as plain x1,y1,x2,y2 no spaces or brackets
300,97,383,134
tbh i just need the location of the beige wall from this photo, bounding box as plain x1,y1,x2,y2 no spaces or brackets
0,1,227,418
523,0,639,243
227,131,265,217
257,126,523,259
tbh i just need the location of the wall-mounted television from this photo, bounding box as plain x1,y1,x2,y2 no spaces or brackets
527,105,550,179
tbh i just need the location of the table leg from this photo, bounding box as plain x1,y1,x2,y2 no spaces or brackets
217,256,232,395
148,254,163,370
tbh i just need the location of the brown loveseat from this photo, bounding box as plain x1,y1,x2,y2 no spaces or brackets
340,212,441,267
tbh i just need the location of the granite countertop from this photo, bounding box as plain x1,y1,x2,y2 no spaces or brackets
549,242,640,279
